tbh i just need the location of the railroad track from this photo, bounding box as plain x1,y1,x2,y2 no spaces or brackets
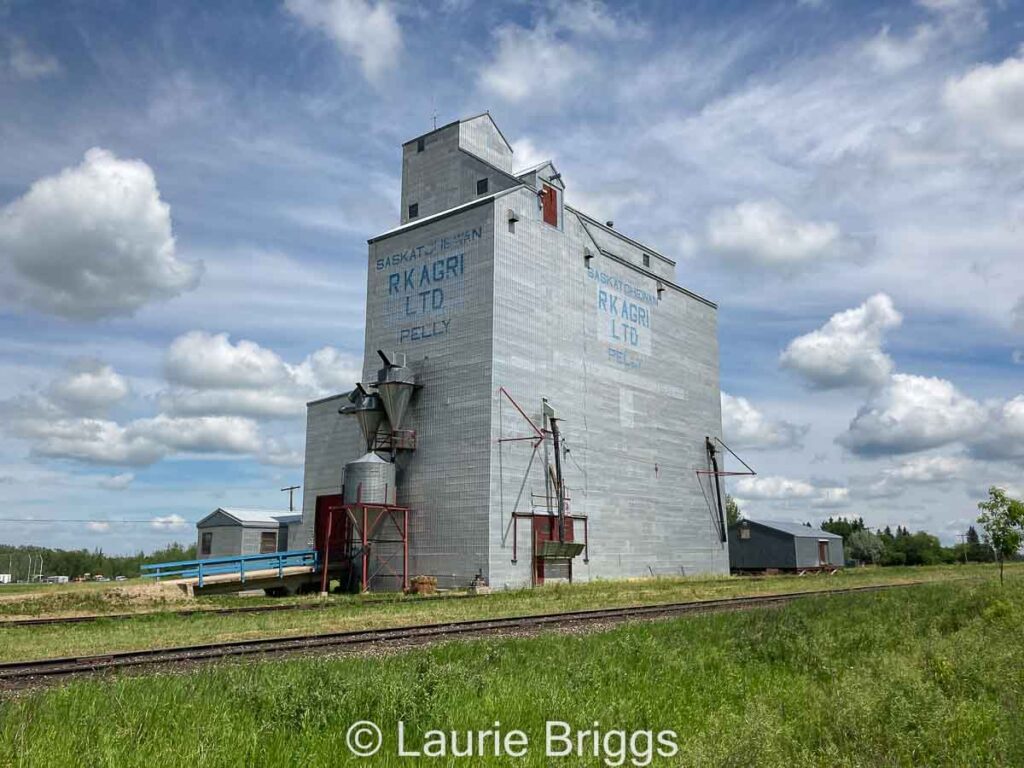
0,582,922,687
0,591,481,628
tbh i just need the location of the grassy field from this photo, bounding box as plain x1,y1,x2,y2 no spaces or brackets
0,563,1011,664
0,578,288,617
1,575,1021,766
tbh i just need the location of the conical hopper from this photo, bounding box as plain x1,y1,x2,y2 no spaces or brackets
355,407,384,450
378,381,414,431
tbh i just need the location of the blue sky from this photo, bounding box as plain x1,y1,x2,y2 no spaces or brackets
0,0,1022,553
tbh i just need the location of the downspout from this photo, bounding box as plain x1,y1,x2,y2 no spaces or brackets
706,437,727,543
551,416,566,543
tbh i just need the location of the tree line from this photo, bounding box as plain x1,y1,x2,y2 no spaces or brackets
726,486,1024,571
0,542,197,581
819,519,993,567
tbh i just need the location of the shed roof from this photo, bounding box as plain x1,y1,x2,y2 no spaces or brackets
196,508,301,528
740,519,844,539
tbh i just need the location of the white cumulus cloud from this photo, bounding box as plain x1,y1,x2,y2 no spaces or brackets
48,360,129,415
511,137,554,173
0,148,201,319
162,331,360,419
130,415,262,455
733,475,817,500
479,1,641,104
859,454,971,498
967,395,1024,464
285,0,402,83
944,52,1024,149
838,373,986,456
721,392,808,450
1,361,266,466
733,475,850,509
480,25,585,104
704,199,851,267
165,331,286,389
781,294,903,389
150,514,188,531
86,521,111,533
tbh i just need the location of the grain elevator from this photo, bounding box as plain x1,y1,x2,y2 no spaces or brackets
294,113,729,591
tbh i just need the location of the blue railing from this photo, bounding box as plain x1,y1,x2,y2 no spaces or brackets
141,549,318,588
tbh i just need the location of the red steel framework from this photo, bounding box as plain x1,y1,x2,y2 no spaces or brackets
319,482,411,594
498,386,589,585
510,511,589,586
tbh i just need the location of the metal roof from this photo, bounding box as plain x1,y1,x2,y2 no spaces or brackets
513,159,558,177
571,207,676,267
741,519,844,539
367,186,523,243
197,508,301,528
401,111,513,154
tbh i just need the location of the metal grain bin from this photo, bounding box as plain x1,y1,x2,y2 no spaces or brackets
343,452,397,505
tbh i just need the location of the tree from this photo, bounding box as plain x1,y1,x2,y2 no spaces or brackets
847,529,884,564
976,486,1024,586
725,494,741,527
821,516,865,542
966,525,980,545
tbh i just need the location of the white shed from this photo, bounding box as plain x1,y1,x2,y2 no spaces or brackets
195,508,302,560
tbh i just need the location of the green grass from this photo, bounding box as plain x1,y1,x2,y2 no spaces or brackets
0,564,1007,663
1,576,1022,766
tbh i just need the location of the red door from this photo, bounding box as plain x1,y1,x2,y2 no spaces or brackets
315,494,349,564
541,184,558,227
533,516,574,585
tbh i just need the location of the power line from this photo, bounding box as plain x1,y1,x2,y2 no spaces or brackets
280,485,300,512
0,518,194,524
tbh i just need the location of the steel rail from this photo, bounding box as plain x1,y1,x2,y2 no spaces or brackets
0,582,924,685
0,591,483,628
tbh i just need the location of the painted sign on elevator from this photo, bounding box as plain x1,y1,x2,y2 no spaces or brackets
379,227,480,344
588,267,657,366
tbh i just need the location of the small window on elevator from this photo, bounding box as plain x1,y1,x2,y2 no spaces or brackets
408,203,418,219
477,178,489,195
643,253,651,268
416,137,425,152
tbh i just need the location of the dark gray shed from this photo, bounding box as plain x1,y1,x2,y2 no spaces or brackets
195,508,302,560
728,519,844,572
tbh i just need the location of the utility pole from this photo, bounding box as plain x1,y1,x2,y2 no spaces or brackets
281,485,300,512
957,533,969,564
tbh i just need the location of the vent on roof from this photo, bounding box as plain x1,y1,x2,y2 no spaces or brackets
606,220,614,228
